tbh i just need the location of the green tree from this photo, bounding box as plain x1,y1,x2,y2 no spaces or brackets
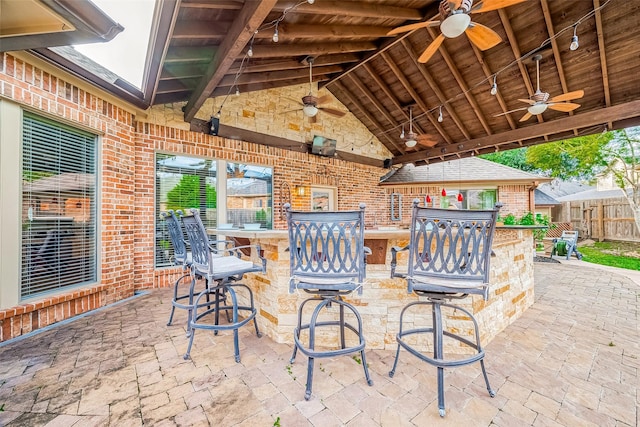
480,148,539,173
166,175,216,211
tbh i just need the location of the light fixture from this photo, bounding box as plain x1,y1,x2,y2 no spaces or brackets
570,26,579,51
247,45,253,57
215,110,221,119
296,186,305,196
440,13,471,38
405,107,417,147
527,103,548,115
400,124,405,139
441,188,447,197
307,0,315,3
426,195,432,204
272,24,279,42
235,87,240,96
437,105,443,123
490,75,498,96
405,138,417,148
302,104,318,117
457,193,464,202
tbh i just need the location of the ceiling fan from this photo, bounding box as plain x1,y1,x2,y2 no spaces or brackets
495,54,584,122
284,57,346,123
387,0,526,63
401,107,440,148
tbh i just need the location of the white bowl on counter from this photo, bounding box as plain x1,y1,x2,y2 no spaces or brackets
217,223,234,230
243,223,262,230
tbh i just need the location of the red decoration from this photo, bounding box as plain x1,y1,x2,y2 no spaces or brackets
426,195,432,203
457,193,464,202
441,188,447,197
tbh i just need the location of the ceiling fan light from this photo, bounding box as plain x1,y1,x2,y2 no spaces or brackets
405,138,417,148
303,104,318,117
528,103,548,115
440,13,471,38
307,0,315,3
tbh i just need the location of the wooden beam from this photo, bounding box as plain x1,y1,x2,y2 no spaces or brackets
217,65,343,87
540,0,578,136
244,42,377,59
271,1,422,20
593,0,612,129
333,80,405,154
360,62,425,135
227,53,361,74
394,100,640,164
172,20,230,40
381,52,453,144
144,0,180,104
346,74,399,131
498,8,547,132
401,39,471,140
252,24,394,40
181,1,242,9
211,75,329,98
425,27,492,136
160,63,207,80
164,46,217,63
183,0,277,122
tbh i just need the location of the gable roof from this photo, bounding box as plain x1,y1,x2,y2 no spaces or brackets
534,189,560,206
380,157,550,185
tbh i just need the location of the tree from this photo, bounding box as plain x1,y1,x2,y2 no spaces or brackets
525,132,612,180
601,129,640,233
479,148,539,173
166,175,216,211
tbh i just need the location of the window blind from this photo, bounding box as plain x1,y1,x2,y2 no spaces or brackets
21,113,97,298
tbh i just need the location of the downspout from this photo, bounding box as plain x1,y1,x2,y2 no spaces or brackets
528,181,539,213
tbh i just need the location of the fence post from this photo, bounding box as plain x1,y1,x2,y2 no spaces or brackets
597,201,604,242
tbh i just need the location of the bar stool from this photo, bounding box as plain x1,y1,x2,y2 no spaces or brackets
181,208,265,362
285,203,373,400
389,199,499,417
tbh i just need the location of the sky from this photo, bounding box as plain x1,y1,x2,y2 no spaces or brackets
74,0,155,88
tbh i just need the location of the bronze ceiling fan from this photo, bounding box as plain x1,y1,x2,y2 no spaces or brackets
401,107,440,148
284,57,346,123
495,54,584,122
387,0,526,63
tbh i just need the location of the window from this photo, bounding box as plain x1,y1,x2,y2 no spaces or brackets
441,189,497,210
155,154,218,267
21,113,97,298
226,163,272,228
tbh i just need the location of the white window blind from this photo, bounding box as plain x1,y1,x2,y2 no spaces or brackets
21,113,97,298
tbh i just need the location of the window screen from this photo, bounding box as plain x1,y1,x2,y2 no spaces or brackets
21,113,97,298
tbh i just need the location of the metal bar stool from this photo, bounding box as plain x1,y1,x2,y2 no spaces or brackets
285,203,373,400
181,208,265,362
389,199,499,417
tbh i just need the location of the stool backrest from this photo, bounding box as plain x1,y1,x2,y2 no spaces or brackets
285,203,367,293
180,209,213,276
407,199,498,294
161,210,188,265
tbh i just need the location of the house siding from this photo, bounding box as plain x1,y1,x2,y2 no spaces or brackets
0,52,533,342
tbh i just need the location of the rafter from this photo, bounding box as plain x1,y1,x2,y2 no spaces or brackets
333,80,406,154
381,52,453,145
245,42,377,59
395,99,640,164
271,1,422,20
227,54,361,74
253,24,394,40
211,75,330,98
401,39,471,140
540,0,578,136
360,62,425,135
594,0,612,129
183,0,277,121
217,65,343,88
346,74,400,133
425,27,492,136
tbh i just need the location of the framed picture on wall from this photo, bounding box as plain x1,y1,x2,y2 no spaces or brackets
311,186,336,211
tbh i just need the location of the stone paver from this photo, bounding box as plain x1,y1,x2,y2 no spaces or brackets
0,261,638,426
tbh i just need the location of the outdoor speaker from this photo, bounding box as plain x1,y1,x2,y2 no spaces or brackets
383,158,392,169
209,117,220,136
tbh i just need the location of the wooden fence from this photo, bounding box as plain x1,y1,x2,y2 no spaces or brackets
552,197,639,242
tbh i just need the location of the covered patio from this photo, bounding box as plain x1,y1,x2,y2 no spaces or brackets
1,261,637,426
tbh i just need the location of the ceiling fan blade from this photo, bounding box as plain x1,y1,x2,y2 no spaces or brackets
419,34,445,63
285,97,304,107
471,0,527,13
316,94,332,104
466,23,502,50
319,107,347,118
549,90,585,103
548,102,580,112
517,98,536,105
280,108,303,115
519,112,533,122
308,115,317,124
494,107,527,117
416,134,439,147
387,21,440,36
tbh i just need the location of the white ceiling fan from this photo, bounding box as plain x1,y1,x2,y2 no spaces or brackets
495,54,584,122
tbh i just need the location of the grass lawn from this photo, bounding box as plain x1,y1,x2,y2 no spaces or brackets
578,240,640,271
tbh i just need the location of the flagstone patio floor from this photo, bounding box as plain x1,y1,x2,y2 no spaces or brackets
0,260,638,426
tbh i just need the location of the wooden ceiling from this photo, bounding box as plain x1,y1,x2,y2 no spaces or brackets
145,0,640,165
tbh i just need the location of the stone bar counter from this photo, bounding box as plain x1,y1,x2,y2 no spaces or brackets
208,227,537,351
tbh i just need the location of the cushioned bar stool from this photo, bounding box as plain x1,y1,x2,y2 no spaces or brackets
285,203,373,400
181,208,265,362
389,199,499,417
